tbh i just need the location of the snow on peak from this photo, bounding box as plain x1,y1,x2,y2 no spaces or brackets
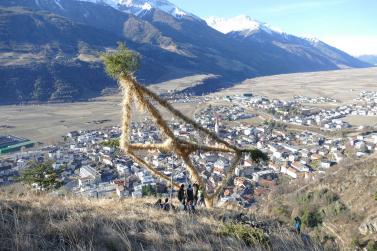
77,0,118,8
141,2,152,10
304,36,321,44
205,15,277,34
77,0,196,19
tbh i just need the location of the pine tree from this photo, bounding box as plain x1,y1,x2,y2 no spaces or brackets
19,161,62,190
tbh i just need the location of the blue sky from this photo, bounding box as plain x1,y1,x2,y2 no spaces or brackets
170,0,377,55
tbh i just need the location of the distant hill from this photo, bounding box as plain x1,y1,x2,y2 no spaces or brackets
208,15,369,70
0,0,371,104
358,55,377,65
0,184,321,250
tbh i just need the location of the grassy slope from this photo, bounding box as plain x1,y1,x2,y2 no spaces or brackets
253,155,377,249
0,185,320,251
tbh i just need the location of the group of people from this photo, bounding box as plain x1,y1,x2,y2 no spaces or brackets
154,198,173,211
154,186,303,234
177,183,204,212
154,183,205,213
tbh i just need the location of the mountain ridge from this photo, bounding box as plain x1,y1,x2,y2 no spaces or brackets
77,0,199,19
0,0,371,104
358,55,377,65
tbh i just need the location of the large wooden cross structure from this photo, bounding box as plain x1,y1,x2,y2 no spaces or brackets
118,75,258,207
101,44,265,207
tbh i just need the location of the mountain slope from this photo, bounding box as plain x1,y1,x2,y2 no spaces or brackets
253,155,377,249
79,0,199,19
207,15,369,70
0,184,321,250
0,7,120,103
228,29,369,69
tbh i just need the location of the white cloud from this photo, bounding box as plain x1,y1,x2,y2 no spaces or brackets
321,36,377,56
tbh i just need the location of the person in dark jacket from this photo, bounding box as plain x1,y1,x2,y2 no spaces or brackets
294,216,302,234
186,184,194,204
178,184,185,204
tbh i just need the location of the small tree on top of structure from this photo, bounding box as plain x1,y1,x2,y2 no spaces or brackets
101,43,267,207
102,42,140,80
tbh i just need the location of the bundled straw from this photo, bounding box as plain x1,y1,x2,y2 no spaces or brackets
101,44,267,207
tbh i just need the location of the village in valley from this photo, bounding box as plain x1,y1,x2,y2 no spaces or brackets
1,89,377,208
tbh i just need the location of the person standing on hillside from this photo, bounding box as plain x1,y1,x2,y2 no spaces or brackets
192,183,199,206
186,184,194,205
178,184,186,205
294,216,302,234
197,187,204,206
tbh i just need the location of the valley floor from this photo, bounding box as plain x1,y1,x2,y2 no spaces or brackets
1,67,376,145
0,96,198,145
215,67,377,104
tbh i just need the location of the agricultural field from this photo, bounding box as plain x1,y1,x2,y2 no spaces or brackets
216,67,377,104
0,96,201,144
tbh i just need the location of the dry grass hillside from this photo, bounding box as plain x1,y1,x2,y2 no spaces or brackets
0,185,321,251
253,155,377,250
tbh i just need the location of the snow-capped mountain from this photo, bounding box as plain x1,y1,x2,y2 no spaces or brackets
78,0,196,18
0,0,371,104
205,15,277,34
206,15,341,52
224,19,367,70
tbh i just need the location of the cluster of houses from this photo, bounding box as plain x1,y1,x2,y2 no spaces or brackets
163,93,209,104
348,91,377,116
0,150,46,185
293,95,337,104
225,92,377,130
349,133,377,157
194,104,255,124
2,92,377,207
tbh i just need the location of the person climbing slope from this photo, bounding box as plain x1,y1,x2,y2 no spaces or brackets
294,216,302,234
